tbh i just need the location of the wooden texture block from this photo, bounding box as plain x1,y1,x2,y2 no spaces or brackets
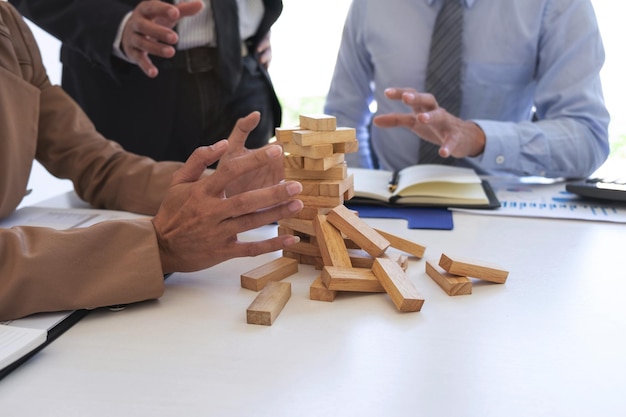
283,142,334,159
319,175,353,197
284,154,304,169
241,257,298,291
298,194,344,209
299,114,337,131
326,205,390,257
246,281,291,326
292,128,357,146
321,266,385,293
313,215,352,267
275,127,299,143
278,217,316,237
285,163,347,181
303,153,345,171
425,260,472,296
372,258,424,312
439,253,509,284
333,140,359,154
374,229,426,258
310,275,337,302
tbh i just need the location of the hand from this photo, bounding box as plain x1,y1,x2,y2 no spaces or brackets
151,113,303,274
373,87,486,159
219,112,284,197
121,0,204,78
256,32,273,70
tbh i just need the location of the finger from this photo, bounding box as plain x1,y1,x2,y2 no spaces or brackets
372,113,417,128
131,50,159,77
229,234,302,259
227,180,303,221
227,111,262,151
171,140,229,185
224,194,304,236
383,87,419,100
176,1,204,18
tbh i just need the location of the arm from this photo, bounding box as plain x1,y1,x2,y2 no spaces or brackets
323,0,376,169
373,0,610,178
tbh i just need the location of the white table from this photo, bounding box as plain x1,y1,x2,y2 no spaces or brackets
1,192,625,417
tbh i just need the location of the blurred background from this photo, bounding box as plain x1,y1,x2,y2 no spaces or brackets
21,0,624,206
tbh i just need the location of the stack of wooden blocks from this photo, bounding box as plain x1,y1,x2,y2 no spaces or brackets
243,115,429,326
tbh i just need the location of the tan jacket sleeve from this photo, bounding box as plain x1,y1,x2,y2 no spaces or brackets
0,3,180,320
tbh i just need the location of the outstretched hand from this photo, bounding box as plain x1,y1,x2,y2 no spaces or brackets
373,87,486,159
121,0,204,77
151,113,303,274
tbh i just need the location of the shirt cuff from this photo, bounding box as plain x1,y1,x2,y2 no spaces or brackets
112,12,134,63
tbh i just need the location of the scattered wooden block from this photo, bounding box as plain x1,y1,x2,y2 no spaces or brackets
310,275,337,302
374,229,426,259
299,114,337,131
439,253,509,284
246,281,291,326
241,257,299,291
327,205,390,257
372,258,424,312
425,260,472,296
313,215,352,267
321,266,385,293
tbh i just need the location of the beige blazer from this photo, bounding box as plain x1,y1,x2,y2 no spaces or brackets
0,2,182,320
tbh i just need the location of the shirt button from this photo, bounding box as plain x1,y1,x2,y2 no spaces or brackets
495,155,505,164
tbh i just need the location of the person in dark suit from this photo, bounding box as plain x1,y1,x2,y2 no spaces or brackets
9,0,283,163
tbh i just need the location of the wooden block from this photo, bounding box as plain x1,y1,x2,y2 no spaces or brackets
333,140,359,154
275,127,299,143
284,154,304,170
303,153,345,171
374,229,426,259
283,240,322,257
439,253,509,284
321,266,386,293
372,257,424,312
283,142,334,159
425,260,472,296
292,128,357,146
313,215,352,267
285,163,347,181
326,205,390,257
298,194,344,209
319,175,353,197
310,275,337,302
347,248,374,268
299,114,337,131
278,217,316,237
241,257,299,291
295,206,331,220
246,281,291,326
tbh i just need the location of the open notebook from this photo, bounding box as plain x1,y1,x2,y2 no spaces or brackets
0,205,146,379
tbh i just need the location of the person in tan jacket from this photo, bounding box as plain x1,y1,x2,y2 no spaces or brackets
0,2,303,321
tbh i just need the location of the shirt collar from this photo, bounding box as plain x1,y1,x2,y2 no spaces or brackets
426,0,476,7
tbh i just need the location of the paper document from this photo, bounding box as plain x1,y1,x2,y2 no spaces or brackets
0,325,46,370
452,178,626,223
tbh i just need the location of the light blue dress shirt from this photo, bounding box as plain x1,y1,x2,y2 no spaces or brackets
324,0,610,178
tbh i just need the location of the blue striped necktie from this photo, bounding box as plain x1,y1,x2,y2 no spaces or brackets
419,0,464,164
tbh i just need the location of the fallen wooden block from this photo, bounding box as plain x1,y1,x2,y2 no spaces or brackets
246,281,291,326
327,205,390,258
321,266,386,293
240,257,298,291
310,275,337,302
374,229,426,259
313,215,351,267
438,253,509,284
372,257,424,312
425,260,472,296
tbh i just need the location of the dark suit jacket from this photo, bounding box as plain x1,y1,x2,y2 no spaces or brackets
9,0,283,159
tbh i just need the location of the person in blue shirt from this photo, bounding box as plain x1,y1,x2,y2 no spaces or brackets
324,0,610,178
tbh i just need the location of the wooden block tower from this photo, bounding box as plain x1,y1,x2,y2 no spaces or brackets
242,114,427,324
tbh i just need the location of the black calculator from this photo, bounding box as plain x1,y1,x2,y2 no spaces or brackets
566,177,626,202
